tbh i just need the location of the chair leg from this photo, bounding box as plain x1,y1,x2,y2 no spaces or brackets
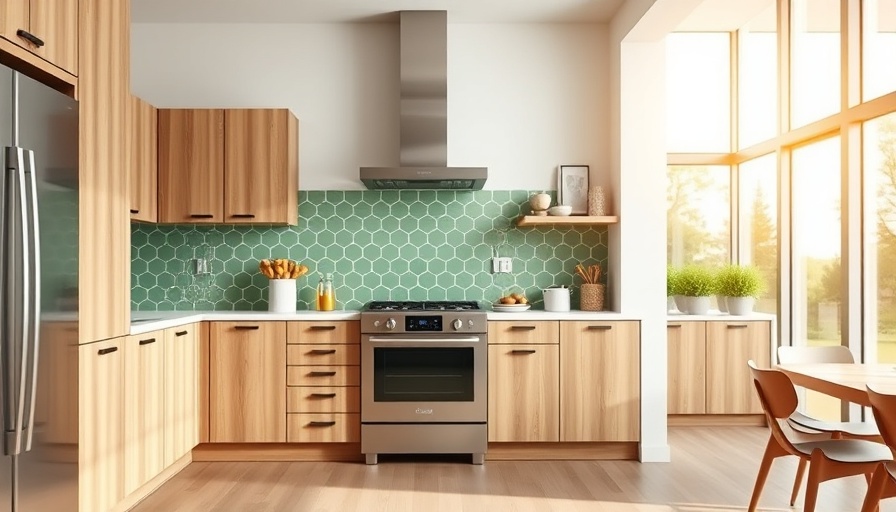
791,458,807,506
860,464,888,512
748,436,780,512
803,453,824,512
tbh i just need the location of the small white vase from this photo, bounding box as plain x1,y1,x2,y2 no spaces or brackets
726,296,755,316
716,295,728,313
268,279,297,313
674,295,688,313
688,296,711,315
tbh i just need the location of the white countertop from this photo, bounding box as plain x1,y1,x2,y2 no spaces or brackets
129,309,643,334
666,310,776,321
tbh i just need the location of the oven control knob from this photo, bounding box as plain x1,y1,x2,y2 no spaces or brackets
373,320,381,327
385,318,397,330
452,319,463,331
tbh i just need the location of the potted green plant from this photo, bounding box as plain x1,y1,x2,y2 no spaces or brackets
717,264,765,315
678,265,717,315
667,265,682,312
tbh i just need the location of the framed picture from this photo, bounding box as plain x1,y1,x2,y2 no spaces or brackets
558,165,590,215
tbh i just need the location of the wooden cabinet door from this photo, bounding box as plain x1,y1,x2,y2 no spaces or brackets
209,322,287,442
130,96,158,222
164,324,199,464
79,338,125,512
123,331,164,495
487,321,559,345
0,2,29,48
487,344,559,442
224,109,298,224
705,321,771,414
159,109,224,223
667,321,706,414
30,0,79,75
79,0,131,344
560,321,640,442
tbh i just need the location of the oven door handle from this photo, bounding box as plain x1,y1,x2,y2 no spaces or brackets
367,336,482,343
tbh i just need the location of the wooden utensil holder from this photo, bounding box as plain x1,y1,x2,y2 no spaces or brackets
580,283,605,311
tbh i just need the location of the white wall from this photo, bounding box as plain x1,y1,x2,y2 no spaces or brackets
131,22,610,191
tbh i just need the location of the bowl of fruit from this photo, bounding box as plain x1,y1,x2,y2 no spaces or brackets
493,292,531,312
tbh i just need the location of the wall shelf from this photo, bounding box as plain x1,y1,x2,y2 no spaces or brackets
516,215,619,227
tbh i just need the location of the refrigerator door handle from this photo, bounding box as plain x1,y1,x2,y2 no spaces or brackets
3,146,30,456
22,149,39,451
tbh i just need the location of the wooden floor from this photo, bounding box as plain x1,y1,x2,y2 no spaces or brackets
131,426,896,512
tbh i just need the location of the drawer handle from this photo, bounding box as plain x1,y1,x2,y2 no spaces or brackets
510,325,536,331
510,349,537,354
310,393,338,398
234,325,260,330
310,349,337,355
230,213,256,218
726,324,748,329
16,29,45,48
667,324,682,329
309,371,337,377
310,325,337,331
98,347,118,356
308,421,337,427
138,338,156,346
130,209,139,214
587,325,612,330
189,213,215,219
175,330,188,337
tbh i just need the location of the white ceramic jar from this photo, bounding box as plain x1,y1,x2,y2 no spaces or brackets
543,286,571,312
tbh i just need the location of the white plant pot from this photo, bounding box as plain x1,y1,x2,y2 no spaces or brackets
268,279,297,313
667,296,676,312
726,296,755,316
687,296,711,315
716,295,728,313
674,295,688,313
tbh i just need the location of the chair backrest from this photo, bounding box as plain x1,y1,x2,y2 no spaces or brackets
777,345,855,365
867,385,896,454
748,360,804,454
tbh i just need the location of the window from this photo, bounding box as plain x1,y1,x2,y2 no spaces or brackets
739,4,778,148
790,0,841,128
666,166,730,267
863,0,896,102
739,154,778,315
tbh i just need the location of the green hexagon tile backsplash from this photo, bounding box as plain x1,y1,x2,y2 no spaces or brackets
131,190,609,311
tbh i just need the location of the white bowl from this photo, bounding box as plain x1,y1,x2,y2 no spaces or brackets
548,205,572,216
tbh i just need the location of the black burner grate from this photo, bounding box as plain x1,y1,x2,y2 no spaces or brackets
366,301,481,311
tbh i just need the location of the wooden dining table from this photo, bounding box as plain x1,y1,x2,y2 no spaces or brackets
778,363,896,406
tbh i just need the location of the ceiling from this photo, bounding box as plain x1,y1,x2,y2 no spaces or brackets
131,0,627,24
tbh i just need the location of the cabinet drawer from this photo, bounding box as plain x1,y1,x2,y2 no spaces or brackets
287,321,360,345
287,366,360,387
488,321,559,345
287,344,359,366
287,387,360,413
287,413,360,443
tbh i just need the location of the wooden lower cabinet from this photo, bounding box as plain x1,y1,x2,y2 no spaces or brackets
209,322,287,442
487,344,559,442
123,331,164,495
667,321,706,414
79,337,125,512
705,321,771,414
164,324,199,464
560,321,640,442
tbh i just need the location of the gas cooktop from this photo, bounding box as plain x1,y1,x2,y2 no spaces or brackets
365,301,481,312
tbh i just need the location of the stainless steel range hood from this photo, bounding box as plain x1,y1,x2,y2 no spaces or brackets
360,11,487,190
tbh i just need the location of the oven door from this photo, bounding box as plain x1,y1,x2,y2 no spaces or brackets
361,334,487,423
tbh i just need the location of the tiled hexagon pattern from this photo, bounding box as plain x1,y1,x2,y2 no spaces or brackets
131,190,609,311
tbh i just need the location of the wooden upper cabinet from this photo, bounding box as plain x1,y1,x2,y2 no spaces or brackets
30,0,79,75
705,321,771,414
158,108,298,225
0,0,78,75
225,109,298,224
130,96,158,223
158,109,225,223
667,321,706,415
560,321,640,442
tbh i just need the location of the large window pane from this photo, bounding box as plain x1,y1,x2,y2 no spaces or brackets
790,0,840,128
863,0,896,102
792,137,841,421
864,112,896,364
666,33,730,152
739,3,778,148
739,154,778,315
667,166,730,267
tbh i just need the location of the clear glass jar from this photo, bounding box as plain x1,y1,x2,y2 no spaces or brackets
316,273,336,311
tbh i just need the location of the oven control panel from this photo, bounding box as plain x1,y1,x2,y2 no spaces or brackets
361,313,488,334
406,315,442,331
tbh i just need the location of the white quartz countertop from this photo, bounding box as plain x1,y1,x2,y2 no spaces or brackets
666,310,776,321
130,309,644,334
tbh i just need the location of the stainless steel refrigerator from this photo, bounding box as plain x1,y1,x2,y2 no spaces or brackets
0,64,79,511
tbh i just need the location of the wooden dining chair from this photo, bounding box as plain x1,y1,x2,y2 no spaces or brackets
860,385,896,512
747,361,893,512
776,346,881,505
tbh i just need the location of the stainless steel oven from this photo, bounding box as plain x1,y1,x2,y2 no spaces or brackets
360,301,487,465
